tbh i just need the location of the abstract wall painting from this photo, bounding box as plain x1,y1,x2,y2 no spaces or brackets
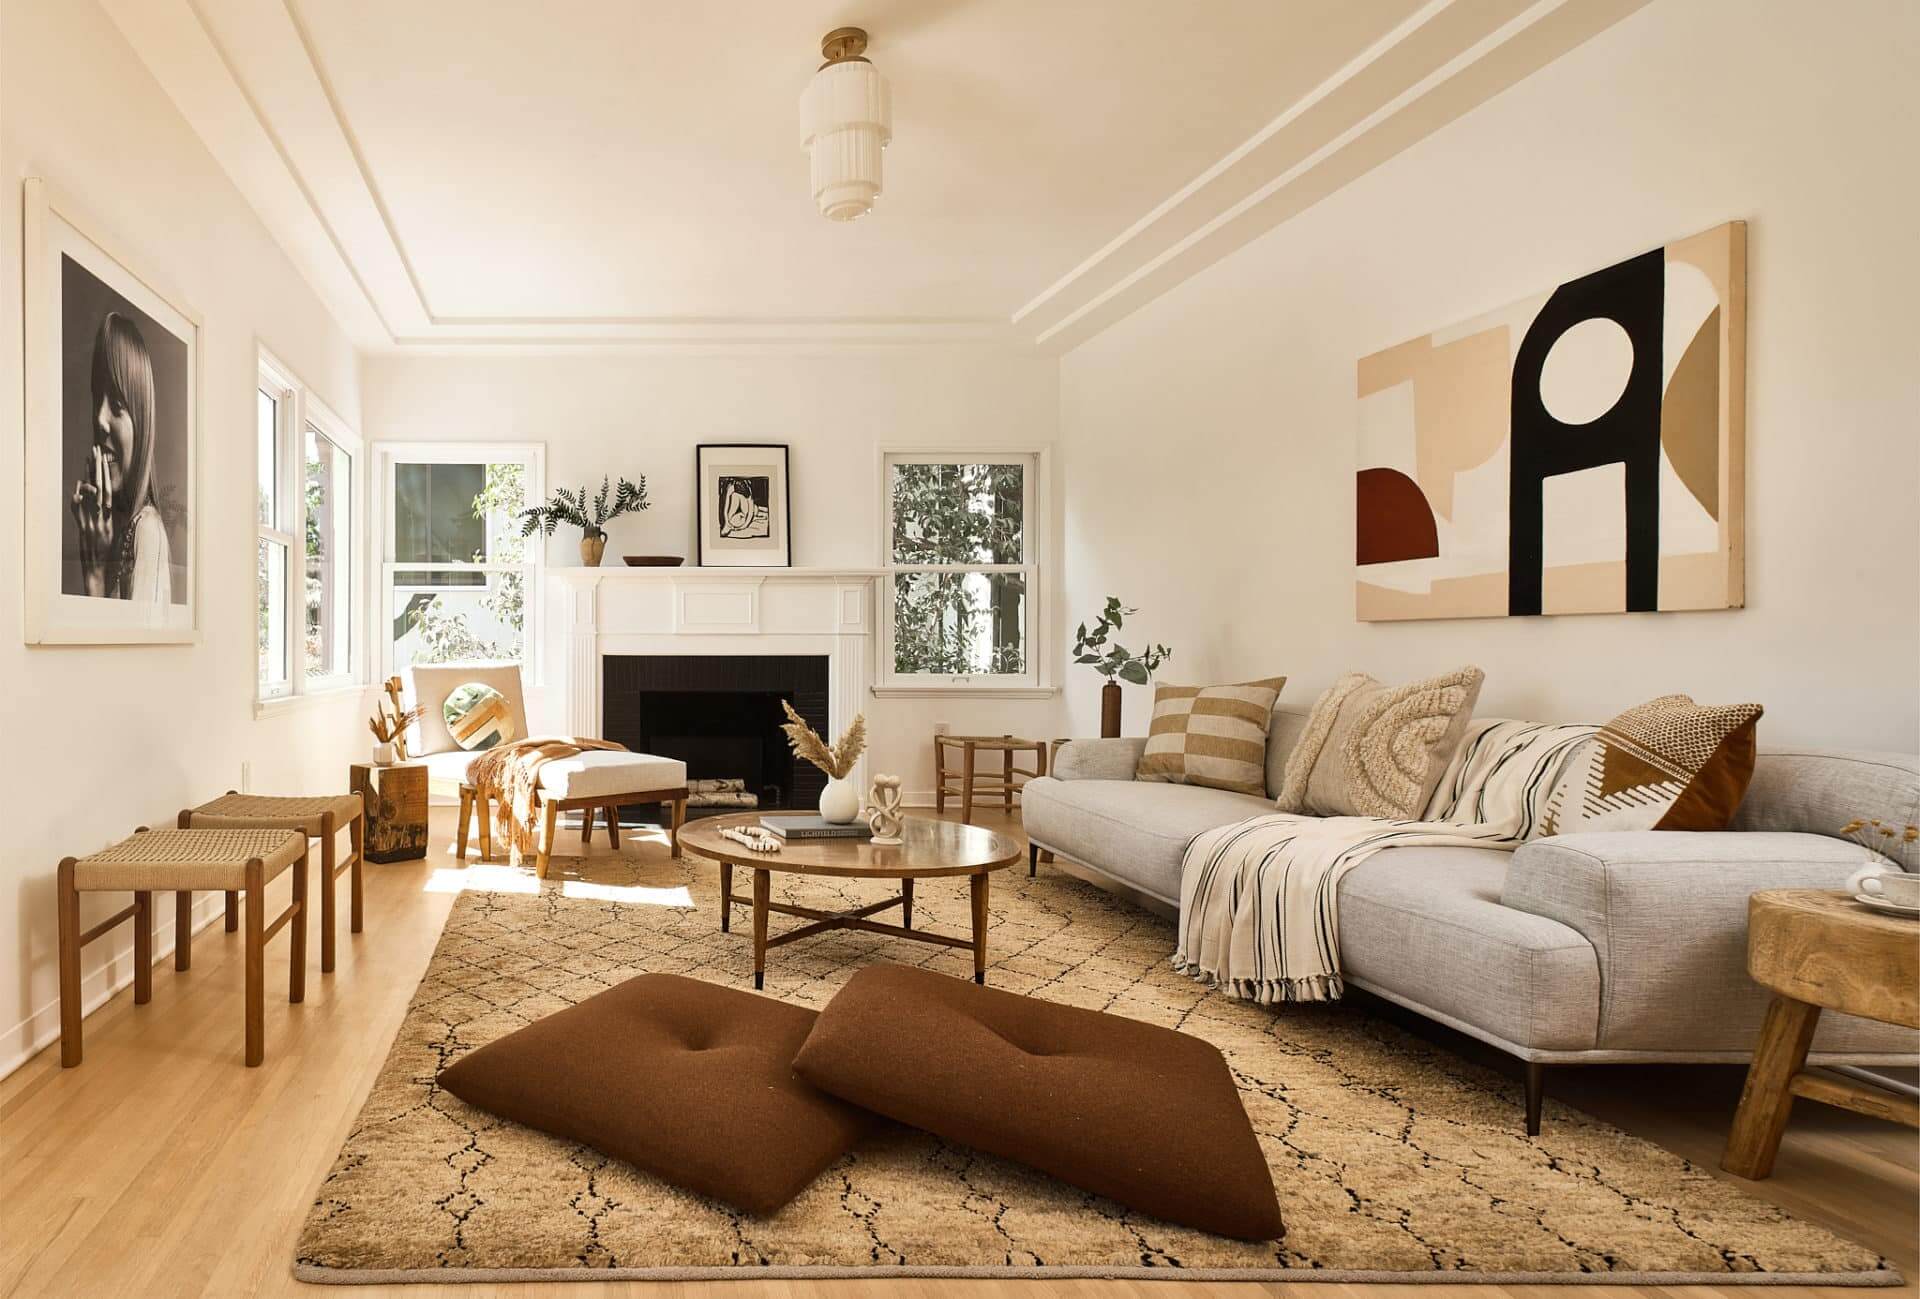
1355,221,1745,622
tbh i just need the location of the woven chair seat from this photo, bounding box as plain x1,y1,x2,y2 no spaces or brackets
73,829,306,891
188,792,363,837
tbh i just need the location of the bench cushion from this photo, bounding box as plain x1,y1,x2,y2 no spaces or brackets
793,964,1284,1241
437,974,870,1216
535,751,687,800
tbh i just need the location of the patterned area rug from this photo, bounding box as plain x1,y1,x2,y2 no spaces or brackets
294,850,1894,1285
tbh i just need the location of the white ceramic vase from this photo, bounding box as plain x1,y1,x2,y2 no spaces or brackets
819,775,859,824
372,741,396,766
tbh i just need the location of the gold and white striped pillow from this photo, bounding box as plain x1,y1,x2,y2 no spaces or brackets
1134,678,1287,796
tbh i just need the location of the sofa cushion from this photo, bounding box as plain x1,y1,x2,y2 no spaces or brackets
1278,667,1485,818
793,964,1284,1241
437,974,871,1216
1135,677,1286,796
407,663,529,757
1337,846,1600,1052
1543,694,1762,834
536,750,687,801
1021,776,1273,903
1731,749,1920,872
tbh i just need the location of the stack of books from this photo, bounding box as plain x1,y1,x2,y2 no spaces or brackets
759,814,873,841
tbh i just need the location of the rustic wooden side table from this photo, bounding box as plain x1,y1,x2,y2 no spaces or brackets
1721,889,1919,1179
933,735,1048,824
350,761,429,863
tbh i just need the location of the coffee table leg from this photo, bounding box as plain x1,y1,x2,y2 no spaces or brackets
752,868,770,991
970,872,989,984
719,861,733,933
1723,993,1822,1179
901,877,914,929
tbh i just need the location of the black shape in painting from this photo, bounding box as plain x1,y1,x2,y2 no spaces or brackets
718,475,772,540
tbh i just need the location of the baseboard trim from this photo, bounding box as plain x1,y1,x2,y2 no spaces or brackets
0,891,230,1081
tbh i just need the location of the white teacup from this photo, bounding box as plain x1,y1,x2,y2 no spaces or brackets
1847,865,1920,908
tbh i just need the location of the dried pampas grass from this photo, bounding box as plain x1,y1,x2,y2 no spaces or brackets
780,700,865,779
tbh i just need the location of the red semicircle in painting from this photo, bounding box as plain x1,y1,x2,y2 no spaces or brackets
1356,468,1440,566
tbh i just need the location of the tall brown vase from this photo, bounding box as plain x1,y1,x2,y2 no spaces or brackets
1100,681,1123,738
579,532,607,566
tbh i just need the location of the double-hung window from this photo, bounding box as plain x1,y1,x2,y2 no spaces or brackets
880,450,1043,690
375,443,543,678
256,352,360,703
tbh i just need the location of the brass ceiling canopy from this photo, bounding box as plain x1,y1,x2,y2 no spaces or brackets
819,27,870,66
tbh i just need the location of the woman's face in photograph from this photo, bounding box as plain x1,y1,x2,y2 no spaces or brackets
92,388,133,496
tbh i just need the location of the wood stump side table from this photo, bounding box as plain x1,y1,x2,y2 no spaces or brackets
934,735,1047,824
350,761,429,863
1721,889,1919,1179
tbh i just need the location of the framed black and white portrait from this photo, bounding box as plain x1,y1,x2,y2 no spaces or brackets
24,178,199,644
695,443,790,567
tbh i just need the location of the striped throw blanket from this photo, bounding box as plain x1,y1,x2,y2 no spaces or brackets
1173,719,1595,1004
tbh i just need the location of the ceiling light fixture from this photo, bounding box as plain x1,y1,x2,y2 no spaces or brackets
799,27,891,222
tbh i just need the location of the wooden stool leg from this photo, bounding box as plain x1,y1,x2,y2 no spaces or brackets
752,868,770,991
244,858,265,1067
961,744,976,824
719,861,733,933
175,891,193,971
290,846,308,1004
133,891,153,1005
224,890,238,932
536,799,559,880
349,813,364,934
670,798,685,857
970,871,990,985
456,787,472,859
319,811,337,974
477,792,492,862
57,858,82,1067
581,801,594,848
1003,748,1014,813
1723,994,1822,1179
934,739,947,814
606,805,621,849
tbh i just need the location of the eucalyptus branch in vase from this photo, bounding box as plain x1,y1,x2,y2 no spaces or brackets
520,475,649,566
1073,596,1172,738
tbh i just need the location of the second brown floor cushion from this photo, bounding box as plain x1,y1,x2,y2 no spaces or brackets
436,973,871,1216
792,963,1285,1241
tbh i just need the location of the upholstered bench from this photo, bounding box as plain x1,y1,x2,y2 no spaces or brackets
58,827,309,1068
460,750,690,878
181,792,364,973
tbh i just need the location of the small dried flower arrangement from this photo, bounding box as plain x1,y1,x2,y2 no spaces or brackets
779,700,866,780
368,676,425,760
1839,817,1919,855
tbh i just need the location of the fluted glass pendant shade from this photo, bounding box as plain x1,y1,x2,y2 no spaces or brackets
800,30,891,222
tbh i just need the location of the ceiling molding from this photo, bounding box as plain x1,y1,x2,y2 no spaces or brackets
106,0,1643,354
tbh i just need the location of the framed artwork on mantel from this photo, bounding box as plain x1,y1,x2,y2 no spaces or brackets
22,178,201,645
695,443,791,567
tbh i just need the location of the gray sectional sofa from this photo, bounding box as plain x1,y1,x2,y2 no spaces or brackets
1021,700,1920,1131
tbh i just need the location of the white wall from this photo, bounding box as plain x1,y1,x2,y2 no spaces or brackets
1,0,367,1072
1058,0,1920,751
361,348,1065,798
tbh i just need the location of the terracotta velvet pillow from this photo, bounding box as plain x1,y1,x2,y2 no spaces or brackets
437,974,871,1216
792,964,1284,1241
1544,694,1763,833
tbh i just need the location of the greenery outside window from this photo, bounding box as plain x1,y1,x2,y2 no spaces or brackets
376,443,542,679
881,450,1042,690
257,351,360,704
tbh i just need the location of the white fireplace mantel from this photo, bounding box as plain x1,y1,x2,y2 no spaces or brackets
547,567,881,787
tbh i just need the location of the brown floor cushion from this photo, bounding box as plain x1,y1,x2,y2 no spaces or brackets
793,964,1284,1241
437,973,870,1216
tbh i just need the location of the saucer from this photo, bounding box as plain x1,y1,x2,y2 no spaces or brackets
1853,892,1920,919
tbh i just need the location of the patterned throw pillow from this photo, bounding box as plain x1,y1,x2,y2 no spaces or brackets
1275,666,1485,819
1134,678,1287,796
1543,695,1762,833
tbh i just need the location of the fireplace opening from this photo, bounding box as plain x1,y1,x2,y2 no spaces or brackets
603,654,830,819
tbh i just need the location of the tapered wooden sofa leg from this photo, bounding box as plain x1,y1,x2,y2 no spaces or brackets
1525,1061,1546,1135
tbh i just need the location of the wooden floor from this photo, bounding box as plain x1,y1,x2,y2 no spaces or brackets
2,806,1914,1299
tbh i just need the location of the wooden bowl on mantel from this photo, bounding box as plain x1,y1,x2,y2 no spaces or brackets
622,555,685,567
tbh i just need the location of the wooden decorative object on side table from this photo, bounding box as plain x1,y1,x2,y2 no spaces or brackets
678,814,1022,990
933,734,1047,824
351,761,429,863
1721,889,1920,1179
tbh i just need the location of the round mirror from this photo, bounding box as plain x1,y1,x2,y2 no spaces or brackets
444,682,515,751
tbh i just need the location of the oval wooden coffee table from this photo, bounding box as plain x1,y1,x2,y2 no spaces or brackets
678,814,1023,990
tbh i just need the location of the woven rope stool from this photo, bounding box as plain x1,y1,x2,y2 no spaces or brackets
183,792,364,973
57,827,308,1068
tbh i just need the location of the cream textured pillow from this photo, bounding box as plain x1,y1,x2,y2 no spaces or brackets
1543,694,1762,834
1134,678,1286,796
1275,667,1485,818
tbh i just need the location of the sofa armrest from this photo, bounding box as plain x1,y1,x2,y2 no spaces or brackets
1501,831,1880,1052
1050,738,1148,782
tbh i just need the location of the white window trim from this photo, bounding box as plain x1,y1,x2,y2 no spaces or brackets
875,445,1053,696
372,441,546,686
255,347,364,715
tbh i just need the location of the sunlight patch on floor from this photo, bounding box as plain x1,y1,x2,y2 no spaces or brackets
422,864,540,895
560,880,693,907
